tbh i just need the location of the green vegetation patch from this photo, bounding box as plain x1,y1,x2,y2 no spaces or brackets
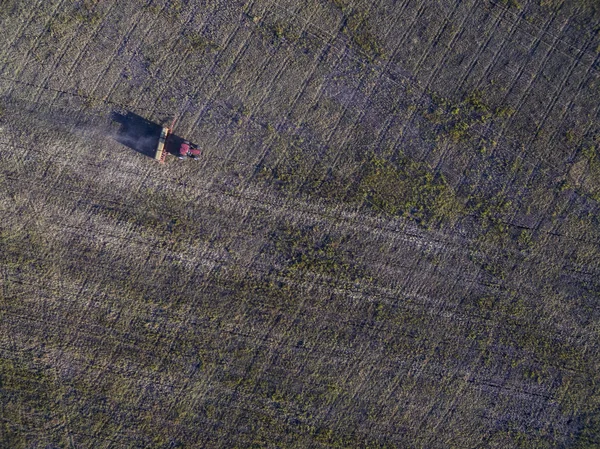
183,30,221,53
249,14,302,47
46,1,104,37
268,223,364,280
329,0,384,61
424,90,514,143
499,0,523,10
357,154,464,226
259,148,465,228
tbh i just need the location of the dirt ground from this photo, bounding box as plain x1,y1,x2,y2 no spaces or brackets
1,0,599,447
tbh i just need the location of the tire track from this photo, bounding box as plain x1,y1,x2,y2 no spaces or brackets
327,0,475,178
218,3,327,168
488,0,600,71
0,0,51,75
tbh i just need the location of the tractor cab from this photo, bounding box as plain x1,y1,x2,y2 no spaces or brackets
153,116,200,163
189,145,201,159
178,141,190,159
178,141,201,160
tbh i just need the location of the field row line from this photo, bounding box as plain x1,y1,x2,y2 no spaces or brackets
488,0,600,65
2,201,592,371
268,0,599,193
2,0,596,187
0,284,579,405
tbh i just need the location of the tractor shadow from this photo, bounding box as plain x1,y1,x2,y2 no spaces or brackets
110,111,185,158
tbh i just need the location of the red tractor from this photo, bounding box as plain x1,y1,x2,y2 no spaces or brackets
178,141,201,160
154,120,200,163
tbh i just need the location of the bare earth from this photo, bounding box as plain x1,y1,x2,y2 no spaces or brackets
0,0,599,447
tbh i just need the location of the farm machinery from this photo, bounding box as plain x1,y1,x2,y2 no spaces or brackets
154,125,170,163
177,140,201,160
154,120,200,163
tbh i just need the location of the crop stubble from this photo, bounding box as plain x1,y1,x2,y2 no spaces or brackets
0,0,599,447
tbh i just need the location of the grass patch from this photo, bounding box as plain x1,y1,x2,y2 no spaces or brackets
357,154,464,226
424,90,494,142
183,30,221,53
330,1,384,61
46,1,103,37
259,147,465,228
268,223,364,280
499,0,523,9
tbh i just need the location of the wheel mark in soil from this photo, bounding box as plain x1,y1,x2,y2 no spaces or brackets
221,310,289,431
253,0,422,182
214,42,294,165
412,0,472,79
93,1,172,112
319,0,429,184
530,46,600,164
0,0,48,68
455,1,512,98
220,4,327,169
256,0,393,184
81,2,154,112
4,0,69,86
5,174,485,294
484,8,575,152
488,0,600,71
178,38,258,189
0,0,53,75
386,0,480,164
0,280,592,430
481,0,600,127
442,1,600,211
251,45,348,182
158,262,230,420
3,158,485,252
126,3,213,116
229,41,347,189
286,3,384,191
149,246,229,405
384,346,443,431
43,2,120,108
559,90,600,174
476,7,595,211
240,22,354,185
358,2,464,154
182,0,265,133
135,5,214,122
25,2,115,158
482,8,600,145
0,0,69,135
468,0,533,105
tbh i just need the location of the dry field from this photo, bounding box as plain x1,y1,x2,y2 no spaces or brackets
1,0,600,447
